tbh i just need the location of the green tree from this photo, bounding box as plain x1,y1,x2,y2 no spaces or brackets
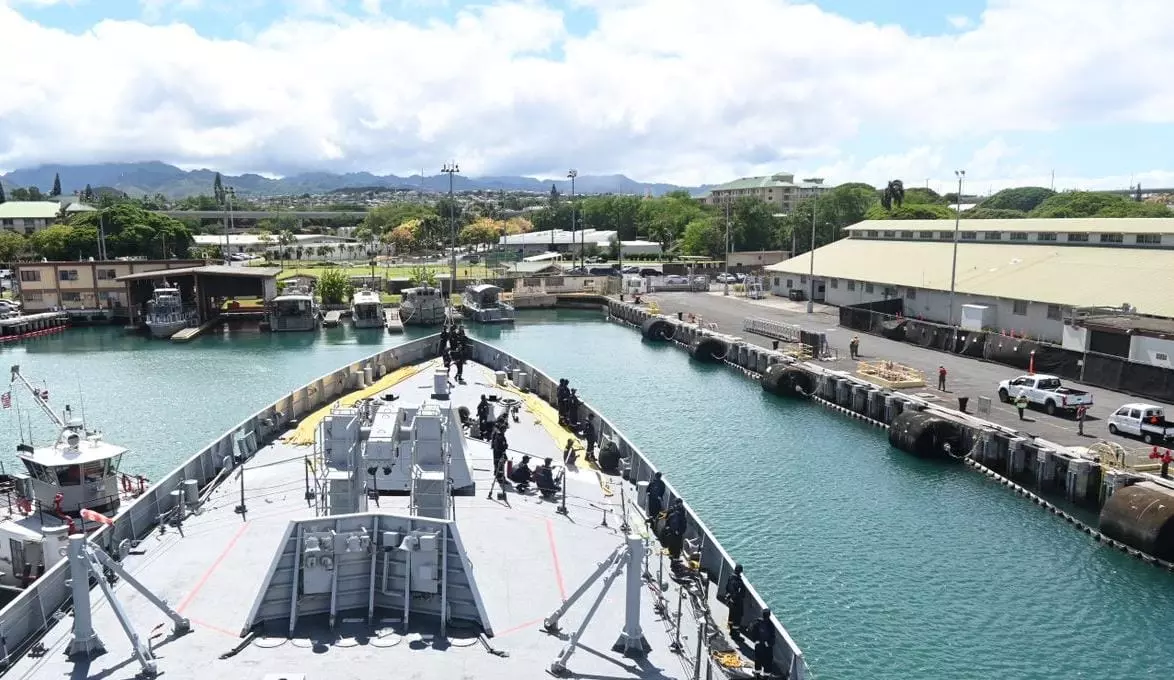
1027,191,1168,218
30,225,85,260
580,195,642,240
607,234,621,260
9,187,28,201
637,194,705,250
409,265,438,287
50,173,61,197
549,184,560,205
680,217,725,259
82,184,94,202
902,186,942,205
966,208,1028,219
980,187,1054,212
363,202,436,235
865,203,956,220
70,203,194,258
459,219,501,249
0,231,25,261
529,203,574,233
730,197,778,251
0,182,6,204
213,172,225,205
25,186,44,201
316,268,353,304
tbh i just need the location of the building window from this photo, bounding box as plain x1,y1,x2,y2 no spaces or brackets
883,287,897,298
22,291,43,302
786,279,793,288
919,231,934,239
899,231,913,239
984,232,1001,240
96,268,118,280
0,219,12,227
1067,233,1088,242
847,280,856,291
59,269,79,281
938,231,951,240
1046,304,1062,320
830,278,839,289
864,283,874,294
1099,233,1123,244
1136,234,1162,244
883,230,895,238
60,292,82,302
1037,232,1057,241
1009,232,1028,241
866,230,879,238
773,277,779,287
19,270,41,282
905,288,916,300
1012,300,1028,316
960,232,977,240
800,275,807,284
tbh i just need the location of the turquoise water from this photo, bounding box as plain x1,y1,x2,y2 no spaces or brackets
3,312,1173,679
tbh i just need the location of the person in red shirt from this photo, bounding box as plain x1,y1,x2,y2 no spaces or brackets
937,365,947,391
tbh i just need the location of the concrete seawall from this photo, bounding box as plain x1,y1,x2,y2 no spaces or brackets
605,299,1174,572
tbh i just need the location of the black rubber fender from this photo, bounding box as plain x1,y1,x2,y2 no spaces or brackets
690,336,728,362
1099,483,1174,561
760,364,814,398
888,410,965,459
641,317,674,341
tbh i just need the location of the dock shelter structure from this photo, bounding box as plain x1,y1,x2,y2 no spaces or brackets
116,265,281,326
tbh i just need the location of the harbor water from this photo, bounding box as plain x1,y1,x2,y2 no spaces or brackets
2,311,1172,679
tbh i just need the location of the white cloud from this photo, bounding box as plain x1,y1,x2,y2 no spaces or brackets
946,15,971,29
1,0,1173,187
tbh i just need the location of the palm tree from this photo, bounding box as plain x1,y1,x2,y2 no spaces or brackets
276,230,296,270
882,180,906,210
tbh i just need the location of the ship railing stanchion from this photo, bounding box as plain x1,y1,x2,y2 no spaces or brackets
234,462,247,518
670,581,685,653
557,467,568,515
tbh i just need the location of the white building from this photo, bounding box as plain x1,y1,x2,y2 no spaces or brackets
699,172,831,214
193,233,357,256
766,218,1174,344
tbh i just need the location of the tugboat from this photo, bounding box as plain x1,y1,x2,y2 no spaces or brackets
266,286,321,332
460,283,515,324
398,285,447,326
350,287,383,329
0,365,146,592
144,286,198,339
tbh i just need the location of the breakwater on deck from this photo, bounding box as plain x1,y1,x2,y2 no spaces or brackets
606,299,1174,572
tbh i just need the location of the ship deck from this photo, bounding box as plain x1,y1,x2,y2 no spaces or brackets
8,360,727,680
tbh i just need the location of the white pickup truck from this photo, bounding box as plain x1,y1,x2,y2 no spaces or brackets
1107,403,1174,445
997,374,1094,416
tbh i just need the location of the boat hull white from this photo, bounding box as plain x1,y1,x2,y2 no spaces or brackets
147,320,189,339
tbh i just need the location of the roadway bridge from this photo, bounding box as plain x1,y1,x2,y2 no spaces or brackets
152,209,370,225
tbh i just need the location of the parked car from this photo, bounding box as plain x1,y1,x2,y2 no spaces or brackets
997,374,1093,416
1107,403,1174,444
715,273,738,283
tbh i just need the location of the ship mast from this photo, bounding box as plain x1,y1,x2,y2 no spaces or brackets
10,365,68,429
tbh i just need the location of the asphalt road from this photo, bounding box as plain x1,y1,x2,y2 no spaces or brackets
645,290,1170,457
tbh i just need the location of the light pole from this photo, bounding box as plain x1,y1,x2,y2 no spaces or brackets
224,187,236,264
723,198,731,296
442,162,459,306
567,169,578,270
807,197,817,313
947,170,965,326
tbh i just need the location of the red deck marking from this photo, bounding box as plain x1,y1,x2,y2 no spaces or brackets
496,617,545,638
545,519,567,600
177,520,252,613
187,617,241,638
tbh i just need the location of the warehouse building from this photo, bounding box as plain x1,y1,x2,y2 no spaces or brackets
765,218,1174,346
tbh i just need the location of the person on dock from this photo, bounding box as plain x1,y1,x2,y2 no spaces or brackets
664,499,687,560
563,438,578,468
722,564,747,639
491,425,509,481
646,472,665,526
439,325,450,353
557,379,571,424
535,457,560,499
476,395,492,439
1076,404,1087,435
849,336,860,360
509,454,532,492
442,346,453,374
937,365,948,391
583,416,598,464
453,346,467,382
1015,393,1028,420
751,609,776,676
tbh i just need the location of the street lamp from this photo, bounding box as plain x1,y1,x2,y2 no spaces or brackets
442,162,460,307
947,170,965,326
567,169,578,270
723,198,731,296
224,187,236,264
807,197,817,313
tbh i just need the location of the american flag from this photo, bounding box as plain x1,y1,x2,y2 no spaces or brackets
1,392,10,409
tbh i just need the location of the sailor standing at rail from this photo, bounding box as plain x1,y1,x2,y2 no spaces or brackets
664,499,687,560
557,379,571,425
645,472,665,526
751,609,776,676
722,564,748,639
583,416,598,464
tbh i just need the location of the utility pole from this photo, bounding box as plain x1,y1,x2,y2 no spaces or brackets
567,170,578,271
224,187,236,264
723,198,731,296
442,163,459,306
807,198,816,313
948,170,965,327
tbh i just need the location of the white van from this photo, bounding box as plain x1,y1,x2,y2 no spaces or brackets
1107,403,1174,445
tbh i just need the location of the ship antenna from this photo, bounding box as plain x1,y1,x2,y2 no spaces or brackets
77,377,89,433
14,383,25,445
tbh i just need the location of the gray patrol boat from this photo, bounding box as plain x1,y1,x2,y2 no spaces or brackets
0,336,809,680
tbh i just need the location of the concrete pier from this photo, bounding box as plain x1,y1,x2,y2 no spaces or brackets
605,297,1174,570
0,311,69,342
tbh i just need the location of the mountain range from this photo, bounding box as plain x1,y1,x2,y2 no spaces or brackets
0,161,704,199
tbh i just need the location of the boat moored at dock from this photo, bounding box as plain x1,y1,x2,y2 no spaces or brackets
460,283,515,323
266,286,321,332
350,287,383,328
398,285,447,326
144,286,199,339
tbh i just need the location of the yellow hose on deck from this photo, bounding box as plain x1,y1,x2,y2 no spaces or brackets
282,360,438,446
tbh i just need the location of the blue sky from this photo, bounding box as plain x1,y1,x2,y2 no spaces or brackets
4,0,1173,188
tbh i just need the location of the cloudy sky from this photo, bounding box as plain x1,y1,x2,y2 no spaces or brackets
2,0,1171,192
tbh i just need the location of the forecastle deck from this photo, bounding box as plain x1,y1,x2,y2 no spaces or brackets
0,336,808,680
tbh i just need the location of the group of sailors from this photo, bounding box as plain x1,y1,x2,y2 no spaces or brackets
645,471,777,676
475,393,563,500
439,322,468,381
556,378,598,465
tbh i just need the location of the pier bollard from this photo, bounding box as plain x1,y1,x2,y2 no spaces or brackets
1008,439,1026,477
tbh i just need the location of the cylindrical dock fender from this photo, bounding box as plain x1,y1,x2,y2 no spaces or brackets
1098,483,1174,561
887,410,965,459
760,364,814,398
641,317,674,341
689,335,729,363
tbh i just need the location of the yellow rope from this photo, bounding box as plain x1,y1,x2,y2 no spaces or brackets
714,651,745,668
489,369,614,497
282,359,438,446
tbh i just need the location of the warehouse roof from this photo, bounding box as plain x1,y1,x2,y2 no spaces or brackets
844,218,1174,235
766,239,1174,318
0,201,61,219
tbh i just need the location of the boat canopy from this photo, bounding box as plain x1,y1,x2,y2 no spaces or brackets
466,284,503,301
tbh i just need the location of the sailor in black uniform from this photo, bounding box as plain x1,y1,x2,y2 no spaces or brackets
751,609,776,676
646,472,665,526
